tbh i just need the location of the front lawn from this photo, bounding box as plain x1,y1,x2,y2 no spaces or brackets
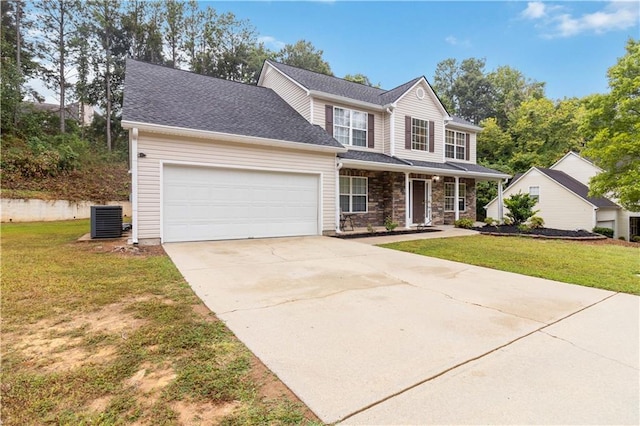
381,236,640,295
1,220,317,425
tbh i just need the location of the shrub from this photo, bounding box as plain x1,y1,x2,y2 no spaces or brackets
454,218,474,229
366,223,374,233
631,236,640,243
592,227,614,238
384,216,398,231
503,192,539,225
503,216,513,225
517,223,531,233
618,236,626,241
528,216,545,229
484,217,498,226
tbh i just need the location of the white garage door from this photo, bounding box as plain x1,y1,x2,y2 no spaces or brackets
163,164,319,242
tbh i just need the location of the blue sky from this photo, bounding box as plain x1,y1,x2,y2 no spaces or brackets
215,0,639,100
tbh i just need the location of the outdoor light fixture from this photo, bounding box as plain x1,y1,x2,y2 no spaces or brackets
432,175,440,182
138,152,146,158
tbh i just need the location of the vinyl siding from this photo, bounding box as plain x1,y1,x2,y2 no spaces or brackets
136,131,336,241
312,98,384,152
260,65,310,121
551,153,599,186
486,169,595,230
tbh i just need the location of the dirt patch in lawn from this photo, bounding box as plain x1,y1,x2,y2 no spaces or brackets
81,238,166,257
171,399,241,425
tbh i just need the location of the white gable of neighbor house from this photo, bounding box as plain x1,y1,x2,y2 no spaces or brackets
486,168,596,231
550,152,601,186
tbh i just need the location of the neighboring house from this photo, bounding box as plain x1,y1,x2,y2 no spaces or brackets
24,101,94,126
122,59,508,244
485,152,640,240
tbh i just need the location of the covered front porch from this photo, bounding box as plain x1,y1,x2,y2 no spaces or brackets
335,151,510,234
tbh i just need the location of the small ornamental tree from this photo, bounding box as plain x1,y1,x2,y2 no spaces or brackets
503,191,539,225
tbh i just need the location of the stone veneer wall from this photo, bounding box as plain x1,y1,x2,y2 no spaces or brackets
340,169,406,228
340,169,476,227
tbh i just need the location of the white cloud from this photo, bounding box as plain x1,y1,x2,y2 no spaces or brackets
257,35,286,50
522,1,639,38
522,2,546,19
445,35,471,48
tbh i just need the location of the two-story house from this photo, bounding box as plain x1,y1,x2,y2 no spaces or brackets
122,59,509,244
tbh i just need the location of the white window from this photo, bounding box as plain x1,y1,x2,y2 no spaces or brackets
334,107,367,147
444,182,466,212
445,130,467,160
411,118,429,151
529,186,540,201
340,176,367,213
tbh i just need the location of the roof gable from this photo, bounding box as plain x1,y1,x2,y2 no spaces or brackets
263,60,449,115
122,59,343,149
536,168,618,208
550,151,601,171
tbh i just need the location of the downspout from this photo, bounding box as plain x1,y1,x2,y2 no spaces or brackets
131,128,139,244
405,172,410,229
336,161,343,233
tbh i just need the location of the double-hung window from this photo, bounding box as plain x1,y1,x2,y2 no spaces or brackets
445,130,467,160
334,107,367,147
444,183,466,212
529,186,540,202
411,118,429,151
340,176,367,213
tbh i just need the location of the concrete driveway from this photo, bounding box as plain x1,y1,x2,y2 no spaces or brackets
164,236,639,425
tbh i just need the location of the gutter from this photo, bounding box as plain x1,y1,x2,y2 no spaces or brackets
308,90,389,111
121,120,347,154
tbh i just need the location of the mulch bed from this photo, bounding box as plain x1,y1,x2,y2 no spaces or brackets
334,227,441,239
474,225,606,240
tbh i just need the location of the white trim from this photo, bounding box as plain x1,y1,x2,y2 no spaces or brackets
339,158,510,179
339,175,368,214
445,120,483,132
130,128,139,244
391,78,449,117
159,160,324,243
309,95,314,124
258,61,310,95
409,178,432,226
454,177,460,221
121,120,347,154
389,107,396,157
405,172,410,229
335,162,343,232
333,106,369,148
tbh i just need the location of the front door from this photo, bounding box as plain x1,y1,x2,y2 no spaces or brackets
412,180,431,224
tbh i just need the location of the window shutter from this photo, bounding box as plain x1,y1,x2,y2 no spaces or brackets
405,116,412,149
367,114,375,148
465,133,470,160
325,105,333,137
428,121,435,152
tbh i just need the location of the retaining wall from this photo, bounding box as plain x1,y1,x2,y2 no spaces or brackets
1,199,131,222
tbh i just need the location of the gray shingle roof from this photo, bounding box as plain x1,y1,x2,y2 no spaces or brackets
338,150,410,166
537,168,619,208
446,161,509,175
267,61,434,107
448,116,482,130
122,59,343,148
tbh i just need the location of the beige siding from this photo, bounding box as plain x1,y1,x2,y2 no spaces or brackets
618,210,640,240
311,98,385,152
551,153,599,185
486,169,595,230
445,126,477,164
392,80,445,162
260,66,310,121
136,132,336,241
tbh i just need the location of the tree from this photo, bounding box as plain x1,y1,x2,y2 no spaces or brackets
34,0,81,133
583,39,640,211
276,40,332,75
476,117,514,169
487,65,545,129
163,0,184,68
344,73,378,87
453,58,495,124
432,58,459,113
503,192,539,225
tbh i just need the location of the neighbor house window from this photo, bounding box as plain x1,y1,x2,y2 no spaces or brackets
340,176,367,213
444,182,466,211
529,186,540,202
445,130,467,160
411,118,429,151
334,107,367,147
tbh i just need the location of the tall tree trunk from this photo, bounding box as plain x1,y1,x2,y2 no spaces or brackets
14,0,22,129
59,7,65,133
105,1,112,150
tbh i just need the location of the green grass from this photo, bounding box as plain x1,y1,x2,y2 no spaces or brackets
1,220,315,425
381,236,640,295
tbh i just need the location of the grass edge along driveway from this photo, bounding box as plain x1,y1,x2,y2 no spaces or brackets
381,236,640,295
1,220,319,425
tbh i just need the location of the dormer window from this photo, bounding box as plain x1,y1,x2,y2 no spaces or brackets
334,107,368,147
445,130,469,160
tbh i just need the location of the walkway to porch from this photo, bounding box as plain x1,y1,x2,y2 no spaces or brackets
329,224,480,245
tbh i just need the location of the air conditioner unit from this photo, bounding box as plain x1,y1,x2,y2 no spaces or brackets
91,206,123,239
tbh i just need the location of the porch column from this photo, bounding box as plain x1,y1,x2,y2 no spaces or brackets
497,179,504,221
454,176,460,221
335,164,342,233
405,172,410,229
